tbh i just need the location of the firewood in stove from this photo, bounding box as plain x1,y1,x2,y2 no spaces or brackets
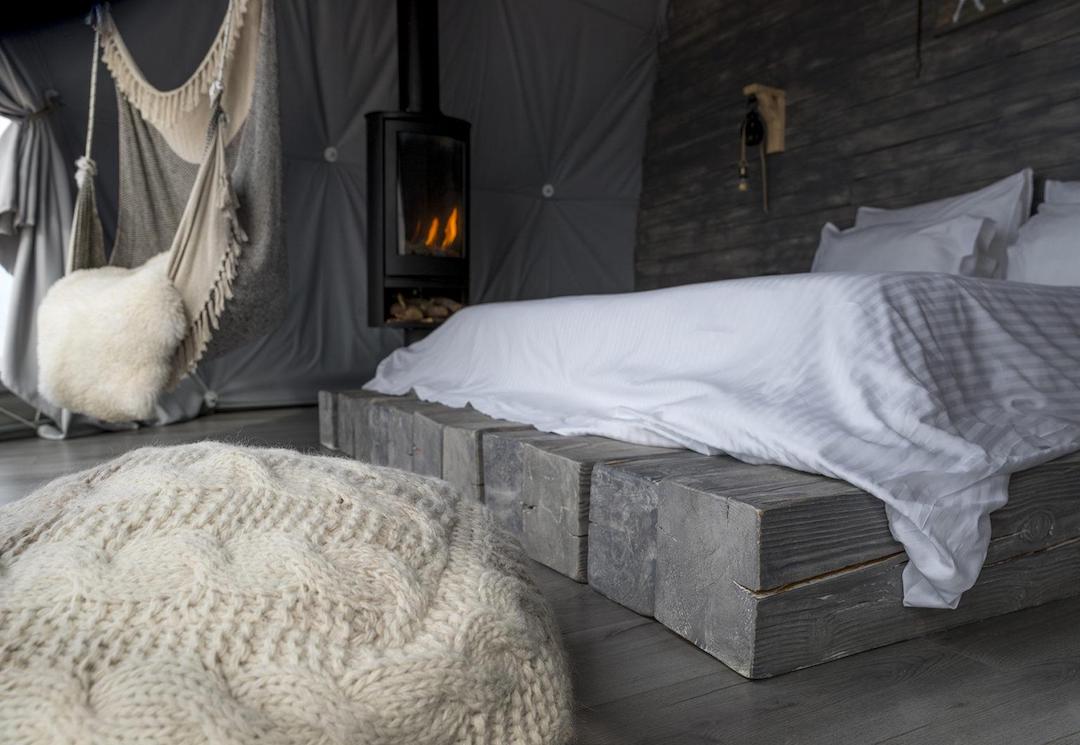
388,293,463,323
389,294,423,321
432,297,463,312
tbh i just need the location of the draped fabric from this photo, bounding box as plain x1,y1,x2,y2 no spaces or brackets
98,0,285,380
0,40,72,428
3,0,668,427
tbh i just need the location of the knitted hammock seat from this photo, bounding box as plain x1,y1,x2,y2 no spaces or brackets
0,443,573,744
37,0,285,423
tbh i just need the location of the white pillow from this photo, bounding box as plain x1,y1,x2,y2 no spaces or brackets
1037,201,1080,217
854,169,1033,276
812,215,996,276
1005,206,1080,286
1044,179,1080,206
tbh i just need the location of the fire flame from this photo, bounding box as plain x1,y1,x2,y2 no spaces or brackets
424,217,441,247
415,206,461,254
441,207,459,250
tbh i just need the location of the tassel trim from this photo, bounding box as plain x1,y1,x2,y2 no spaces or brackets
167,167,248,390
99,0,251,130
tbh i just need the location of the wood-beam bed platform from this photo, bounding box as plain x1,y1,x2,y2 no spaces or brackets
319,390,1080,678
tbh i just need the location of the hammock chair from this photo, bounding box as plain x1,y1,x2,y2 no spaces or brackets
36,0,285,424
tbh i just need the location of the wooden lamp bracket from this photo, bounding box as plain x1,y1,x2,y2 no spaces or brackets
743,84,785,154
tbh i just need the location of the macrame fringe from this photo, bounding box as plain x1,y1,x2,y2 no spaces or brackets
99,0,250,130
168,169,247,389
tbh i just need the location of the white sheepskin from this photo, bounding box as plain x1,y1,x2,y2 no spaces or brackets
37,253,187,423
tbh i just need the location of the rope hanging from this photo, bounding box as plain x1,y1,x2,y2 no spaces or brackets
81,9,101,175
65,5,107,274
210,2,233,103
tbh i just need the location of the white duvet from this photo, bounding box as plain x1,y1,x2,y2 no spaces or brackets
366,273,1080,608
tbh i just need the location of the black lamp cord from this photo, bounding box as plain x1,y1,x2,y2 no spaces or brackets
915,0,924,78
737,109,769,213
759,140,768,213
738,119,749,181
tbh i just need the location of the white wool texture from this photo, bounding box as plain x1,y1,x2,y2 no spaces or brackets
36,252,186,422
0,443,573,745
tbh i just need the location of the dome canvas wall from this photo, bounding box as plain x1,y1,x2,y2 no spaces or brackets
15,0,668,414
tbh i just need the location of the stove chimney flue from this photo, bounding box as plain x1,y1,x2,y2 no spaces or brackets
398,0,440,114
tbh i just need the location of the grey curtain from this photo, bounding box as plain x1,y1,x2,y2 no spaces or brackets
0,40,72,429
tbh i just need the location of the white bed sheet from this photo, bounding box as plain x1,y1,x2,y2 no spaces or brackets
366,272,1080,608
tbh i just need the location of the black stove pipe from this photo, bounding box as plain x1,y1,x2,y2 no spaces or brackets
398,0,441,114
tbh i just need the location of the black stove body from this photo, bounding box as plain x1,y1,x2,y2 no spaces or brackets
367,0,470,329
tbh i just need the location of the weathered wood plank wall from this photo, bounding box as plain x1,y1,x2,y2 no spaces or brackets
636,0,1080,288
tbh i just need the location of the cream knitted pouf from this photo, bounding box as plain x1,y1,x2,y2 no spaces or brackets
0,443,572,744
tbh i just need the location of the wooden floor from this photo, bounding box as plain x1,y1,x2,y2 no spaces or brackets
2,407,1079,744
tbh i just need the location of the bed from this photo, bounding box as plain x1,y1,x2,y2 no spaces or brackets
365,271,1080,610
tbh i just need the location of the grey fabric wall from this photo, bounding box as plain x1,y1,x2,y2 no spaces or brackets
11,0,667,411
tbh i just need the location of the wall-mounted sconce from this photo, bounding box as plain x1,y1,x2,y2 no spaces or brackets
744,84,785,153
737,84,785,213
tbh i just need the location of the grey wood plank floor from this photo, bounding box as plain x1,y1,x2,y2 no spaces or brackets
2,406,1078,744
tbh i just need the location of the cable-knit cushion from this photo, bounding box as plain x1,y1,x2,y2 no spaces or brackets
0,443,572,744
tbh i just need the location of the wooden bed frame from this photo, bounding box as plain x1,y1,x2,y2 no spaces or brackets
319,390,1080,678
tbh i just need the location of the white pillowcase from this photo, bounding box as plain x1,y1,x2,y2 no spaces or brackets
1044,179,1080,206
1005,204,1080,286
855,169,1033,275
812,215,996,276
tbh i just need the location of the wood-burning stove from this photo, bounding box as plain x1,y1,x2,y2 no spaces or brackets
367,0,470,329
